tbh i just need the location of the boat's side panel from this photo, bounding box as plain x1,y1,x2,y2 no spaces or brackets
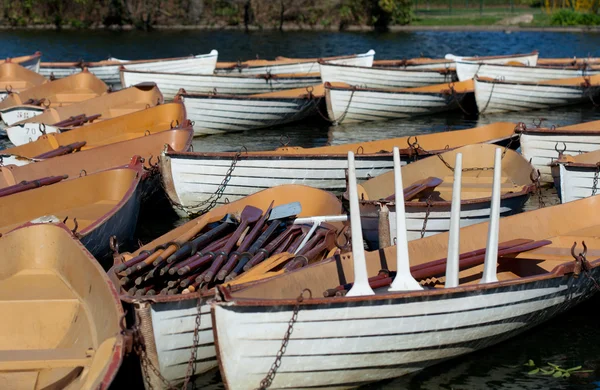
360,195,529,249
319,63,452,89
474,79,599,114
124,52,218,75
213,275,593,390
520,133,600,183
166,154,395,215
455,53,539,80
181,96,319,135
216,51,374,75
19,55,41,73
555,164,597,203
149,300,217,385
326,88,464,124
1,106,45,126
463,63,600,83
79,180,142,264
121,71,321,100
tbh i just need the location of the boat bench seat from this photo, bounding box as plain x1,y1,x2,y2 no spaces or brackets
0,348,91,370
0,271,77,301
52,92,100,105
0,81,31,89
55,200,119,229
107,103,150,118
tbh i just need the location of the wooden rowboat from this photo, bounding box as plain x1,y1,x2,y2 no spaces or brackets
211,149,600,390
0,128,193,200
0,222,124,389
373,51,539,71
3,102,187,160
215,50,375,75
160,121,520,217
325,80,473,124
0,62,48,102
451,51,539,80
515,119,600,183
551,149,600,203
6,82,164,146
319,61,456,89
40,50,218,86
456,61,600,82
0,157,143,261
354,143,535,248
0,70,108,126
474,74,600,114
177,84,323,136
0,52,42,72
121,68,322,100
108,184,344,387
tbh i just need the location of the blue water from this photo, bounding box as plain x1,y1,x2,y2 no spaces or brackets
1,29,599,389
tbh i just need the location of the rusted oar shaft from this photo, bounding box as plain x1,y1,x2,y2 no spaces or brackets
0,175,68,198
227,221,285,280
243,226,301,271
115,250,152,273
53,113,101,128
217,202,274,280
203,206,263,283
165,218,236,265
33,141,87,159
169,233,233,275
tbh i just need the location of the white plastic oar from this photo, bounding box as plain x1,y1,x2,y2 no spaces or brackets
389,147,422,292
346,151,374,297
292,215,348,254
445,153,462,288
481,148,502,284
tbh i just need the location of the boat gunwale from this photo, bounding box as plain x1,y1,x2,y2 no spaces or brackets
215,50,374,70
318,60,453,75
176,90,321,101
213,253,600,308
40,50,218,68
474,75,599,88
324,81,474,94
120,68,321,80
515,127,600,136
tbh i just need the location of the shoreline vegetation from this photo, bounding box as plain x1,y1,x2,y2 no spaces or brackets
2,0,600,31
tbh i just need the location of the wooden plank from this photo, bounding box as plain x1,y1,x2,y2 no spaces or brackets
0,348,91,370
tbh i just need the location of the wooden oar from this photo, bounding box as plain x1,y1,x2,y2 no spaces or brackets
33,141,86,159
386,177,443,202
53,113,101,128
203,205,263,282
242,225,302,271
284,229,336,272
170,232,234,275
0,175,68,198
216,202,274,280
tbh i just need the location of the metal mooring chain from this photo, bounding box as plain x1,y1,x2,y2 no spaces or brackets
256,289,312,390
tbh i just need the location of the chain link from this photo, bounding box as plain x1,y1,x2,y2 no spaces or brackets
164,148,245,218
131,296,203,390
593,163,600,196
420,196,433,239
256,289,312,390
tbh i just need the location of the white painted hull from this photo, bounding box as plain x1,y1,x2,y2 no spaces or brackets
325,86,467,124
213,276,593,389
520,133,600,183
455,53,538,81
474,78,600,114
6,123,60,146
163,153,395,216
319,62,454,88
459,62,600,83
553,163,598,203
20,55,41,73
360,196,529,248
215,50,375,75
180,94,320,136
0,105,45,126
121,70,321,100
0,154,35,166
40,50,218,86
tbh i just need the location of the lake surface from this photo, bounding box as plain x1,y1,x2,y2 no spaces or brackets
1,29,600,389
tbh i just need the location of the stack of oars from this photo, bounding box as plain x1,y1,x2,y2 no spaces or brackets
115,202,339,296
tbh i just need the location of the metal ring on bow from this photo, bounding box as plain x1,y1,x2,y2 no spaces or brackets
39,123,46,135
80,169,87,177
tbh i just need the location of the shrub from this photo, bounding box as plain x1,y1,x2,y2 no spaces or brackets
550,9,600,25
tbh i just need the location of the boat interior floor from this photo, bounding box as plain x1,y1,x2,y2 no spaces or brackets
369,235,600,294
431,171,525,201
0,268,95,388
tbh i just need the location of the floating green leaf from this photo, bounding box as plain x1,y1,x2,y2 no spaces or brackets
528,368,540,375
553,371,563,378
565,366,582,372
